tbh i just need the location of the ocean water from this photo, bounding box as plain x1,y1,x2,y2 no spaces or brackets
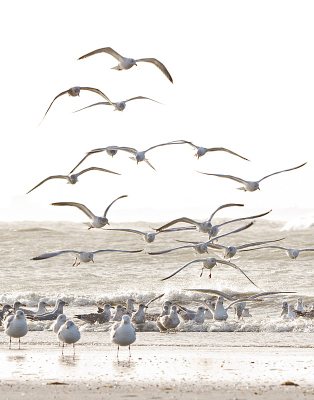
1,218,314,338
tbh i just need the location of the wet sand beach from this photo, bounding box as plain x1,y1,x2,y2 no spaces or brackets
1,331,314,399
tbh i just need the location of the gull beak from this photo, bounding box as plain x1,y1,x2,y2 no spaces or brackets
92,260,94,263
135,63,137,66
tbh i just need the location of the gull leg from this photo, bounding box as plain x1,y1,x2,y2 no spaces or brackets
72,258,77,267
129,345,131,358
117,345,119,358
18,338,21,350
62,343,64,355
9,337,11,349
200,268,204,277
73,344,75,356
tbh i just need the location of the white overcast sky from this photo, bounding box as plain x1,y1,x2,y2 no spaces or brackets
1,1,314,223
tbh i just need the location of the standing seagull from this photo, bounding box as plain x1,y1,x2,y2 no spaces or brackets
197,162,306,191
4,310,28,349
110,315,136,357
39,86,112,124
26,167,120,194
75,304,114,324
78,47,173,83
183,141,249,161
156,305,180,333
74,96,161,113
51,195,127,229
58,320,81,355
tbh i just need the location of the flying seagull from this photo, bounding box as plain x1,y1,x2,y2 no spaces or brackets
197,162,307,191
51,195,127,229
78,47,173,83
26,167,120,194
74,96,161,113
39,86,112,124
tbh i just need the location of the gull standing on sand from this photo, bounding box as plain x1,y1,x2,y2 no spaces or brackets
295,298,304,312
78,47,173,83
58,320,81,355
26,167,121,194
156,305,180,333
31,248,143,267
240,245,314,259
70,146,119,173
197,162,306,191
0,304,13,326
110,315,136,357
131,303,148,324
112,305,127,322
15,301,50,316
161,257,260,288
75,304,114,324
74,96,161,113
184,289,295,320
51,195,128,229
52,314,67,334
183,141,249,161
39,86,113,124
87,141,185,171
179,305,208,324
4,310,28,349
27,300,67,321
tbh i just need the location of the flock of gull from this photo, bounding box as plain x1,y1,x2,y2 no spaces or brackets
4,46,313,356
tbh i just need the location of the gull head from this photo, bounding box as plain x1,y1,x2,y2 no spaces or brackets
135,152,146,163
104,304,114,310
122,315,131,324
115,102,126,111
106,149,118,157
69,87,81,97
145,233,156,243
65,321,75,330
204,258,217,269
15,310,25,319
249,181,260,191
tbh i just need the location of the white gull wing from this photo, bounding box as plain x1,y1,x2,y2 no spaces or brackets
215,259,260,289
39,89,71,124
148,244,203,256
31,250,83,260
146,293,165,307
51,202,96,220
239,245,288,254
76,167,121,177
69,146,119,173
26,175,69,194
183,289,235,301
258,162,307,183
202,147,249,161
208,203,244,222
161,259,205,281
125,96,162,105
103,195,128,218
91,249,143,255
215,210,272,229
78,47,124,62
135,57,173,83
73,101,114,113
197,171,249,185
156,217,201,231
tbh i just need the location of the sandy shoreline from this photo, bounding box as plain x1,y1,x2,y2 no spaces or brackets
1,331,314,399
